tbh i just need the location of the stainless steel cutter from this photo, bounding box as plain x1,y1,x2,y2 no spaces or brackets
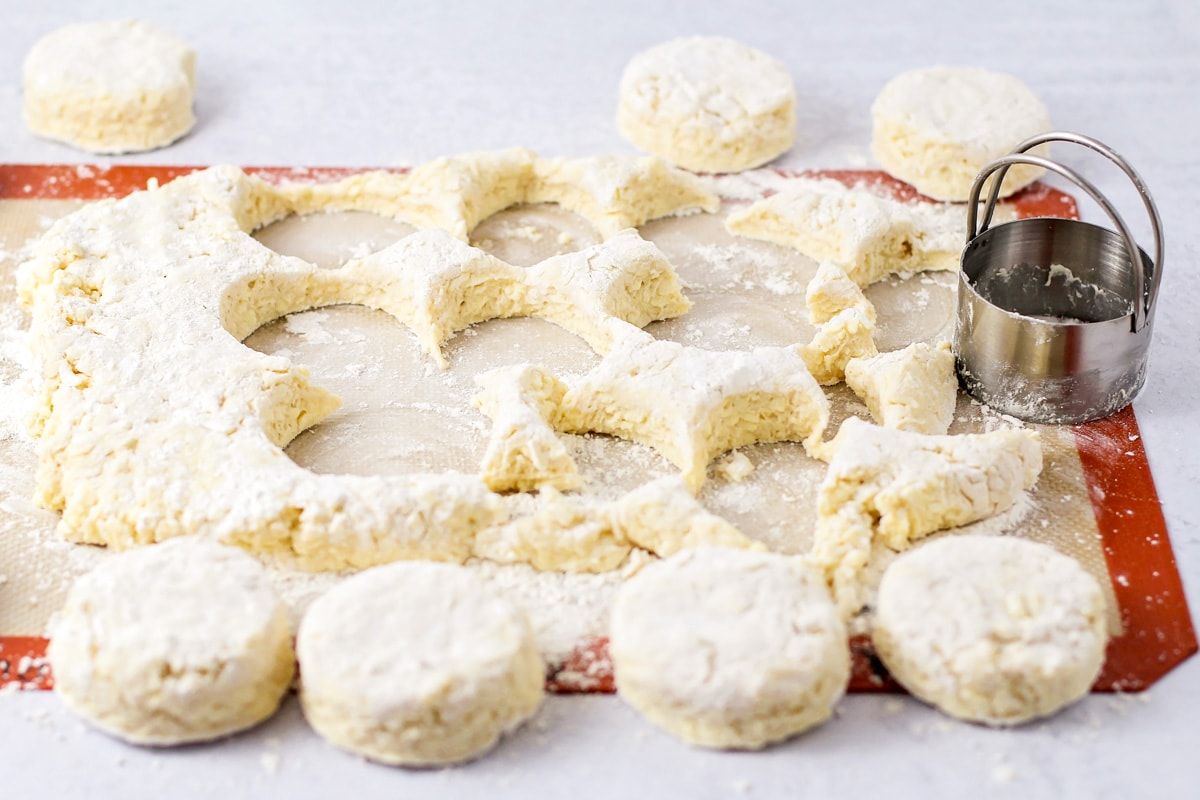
953,131,1163,424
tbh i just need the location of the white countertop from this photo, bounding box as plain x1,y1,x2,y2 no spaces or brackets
2,1,1198,796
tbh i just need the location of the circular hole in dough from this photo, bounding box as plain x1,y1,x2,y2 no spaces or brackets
872,535,1109,726
23,19,196,154
609,547,849,749
47,538,295,746
296,561,544,766
870,66,1051,201
617,36,796,173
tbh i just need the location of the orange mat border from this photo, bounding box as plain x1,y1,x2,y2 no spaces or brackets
0,164,1193,694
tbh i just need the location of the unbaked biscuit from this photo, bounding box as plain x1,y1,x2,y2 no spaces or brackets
23,19,196,154
617,36,796,173
872,535,1108,726
296,561,544,766
47,538,294,745
610,547,849,749
871,66,1050,201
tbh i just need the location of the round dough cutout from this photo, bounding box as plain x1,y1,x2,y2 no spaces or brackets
47,538,295,746
870,65,1051,201
873,535,1109,726
23,19,196,154
610,547,849,749
617,36,796,173
296,561,544,766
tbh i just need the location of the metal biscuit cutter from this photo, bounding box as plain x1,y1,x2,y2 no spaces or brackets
953,131,1164,424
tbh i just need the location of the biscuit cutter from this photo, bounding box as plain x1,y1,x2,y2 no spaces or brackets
953,131,1163,424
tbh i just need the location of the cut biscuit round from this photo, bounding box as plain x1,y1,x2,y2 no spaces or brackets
296,561,544,766
23,19,196,154
872,535,1109,726
610,547,849,749
870,66,1051,201
47,538,295,746
617,36,796,173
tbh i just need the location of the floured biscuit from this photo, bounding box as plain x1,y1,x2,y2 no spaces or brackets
48,538,294,745
873,535,1108,725
617,36,796,172
871,66,1051,201
23,20,196,153
297,561,544,766
610,547,849,749
845,341,957,434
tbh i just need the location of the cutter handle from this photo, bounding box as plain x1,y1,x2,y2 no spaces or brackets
966,131,1162,333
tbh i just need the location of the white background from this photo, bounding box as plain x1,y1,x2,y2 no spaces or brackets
2,1,1198,797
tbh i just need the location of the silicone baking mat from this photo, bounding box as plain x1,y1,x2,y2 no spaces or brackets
0,164,1193,694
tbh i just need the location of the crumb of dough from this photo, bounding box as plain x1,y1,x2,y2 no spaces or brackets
714,451,756,482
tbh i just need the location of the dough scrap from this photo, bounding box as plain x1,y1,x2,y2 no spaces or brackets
725,177,968,287
610,547,849,749
607,476,763,558
48,538,294,745
342,226,690,367
521,230,692,357
473,364,579,493
800,307,878,385
873,535,1108,726
17,163,706,568
23,19,196,154
714,451,756,482
871,66,1051,201
283,149,718,242
474,477,760,571
296,561,544,765
559,328,830,490
809,417,1042,617
474,488,631,573
617,36,796,172
531,155,721,236
805,261,876,325
844,341,957,435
